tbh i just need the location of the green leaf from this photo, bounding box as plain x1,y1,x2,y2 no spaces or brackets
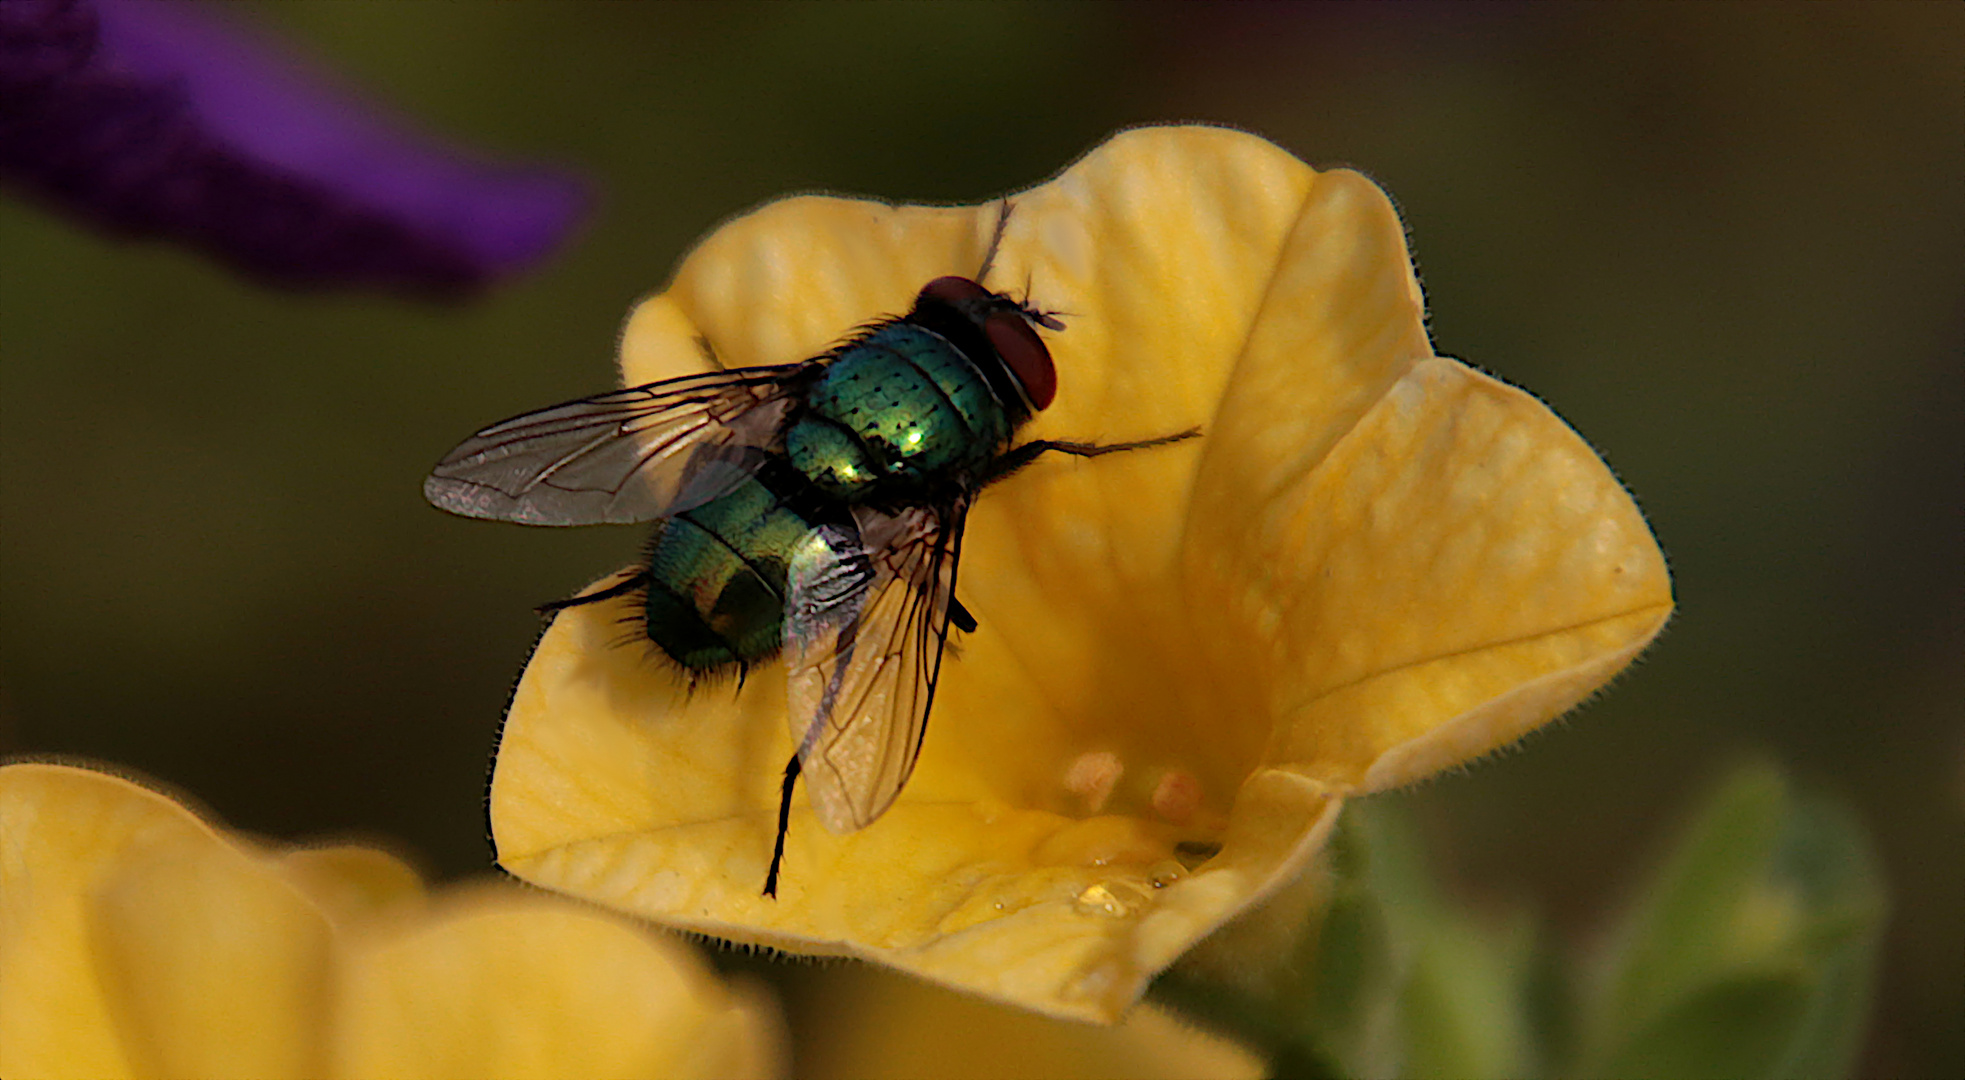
1400,910,1535,1080
1353,804,1535,1080
1761,794,1887,1078
1578,761,1887,1079
1150,810,1399,1079
1597,763,1788,1029
1155,801,1542,1080
1599,971,1814,1079
1522,908,1578,1077
1302,810,1410,1077
1154,762,1883,1080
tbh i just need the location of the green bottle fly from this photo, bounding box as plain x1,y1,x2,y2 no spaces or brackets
426,258,1195,898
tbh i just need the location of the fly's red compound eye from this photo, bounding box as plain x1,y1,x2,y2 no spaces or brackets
917,277,1057,412
983,306,1055,411
919,276,991,307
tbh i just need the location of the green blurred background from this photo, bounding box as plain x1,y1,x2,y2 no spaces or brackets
3,3,1957,1075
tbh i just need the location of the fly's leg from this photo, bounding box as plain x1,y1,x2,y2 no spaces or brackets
535,571,651,615
983,428,1201,486
763,752,802,898
949,595,978,634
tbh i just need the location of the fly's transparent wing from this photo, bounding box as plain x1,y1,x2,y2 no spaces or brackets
423,364,811,525
782,501,968,834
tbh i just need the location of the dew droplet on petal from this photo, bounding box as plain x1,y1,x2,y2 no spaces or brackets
1073,883,1125,917
1073,878,1152,918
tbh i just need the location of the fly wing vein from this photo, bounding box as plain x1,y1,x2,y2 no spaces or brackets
424,364,808,525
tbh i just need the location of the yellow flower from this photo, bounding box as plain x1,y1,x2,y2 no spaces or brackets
0,762,784,1079
797,963,1263,1080
489,125,1672,1022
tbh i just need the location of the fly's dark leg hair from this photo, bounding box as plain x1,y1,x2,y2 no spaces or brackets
535,571,651,615
763,752,802,898
976,199,1014,285
983,427,1202,486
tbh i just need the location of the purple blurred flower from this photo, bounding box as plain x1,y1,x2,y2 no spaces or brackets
0,0,585,295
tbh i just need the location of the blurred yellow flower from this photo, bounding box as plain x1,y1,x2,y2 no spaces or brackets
0,762,784,1080
489,125,1672,1021
797,963,1263,1080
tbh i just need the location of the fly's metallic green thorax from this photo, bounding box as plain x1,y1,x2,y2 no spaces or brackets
640,459,852,671
787,321,1016,502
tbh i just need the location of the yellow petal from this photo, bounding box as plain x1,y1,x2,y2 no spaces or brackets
3,762,786,1079
1,763,212,1079
87,820,333,1079
798,964,1263,1080
1196,356,1673,790
329,890,783,1080
274,845,427,927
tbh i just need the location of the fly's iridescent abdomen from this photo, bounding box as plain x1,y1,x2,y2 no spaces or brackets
640,458,852,671
787,322,1014,502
